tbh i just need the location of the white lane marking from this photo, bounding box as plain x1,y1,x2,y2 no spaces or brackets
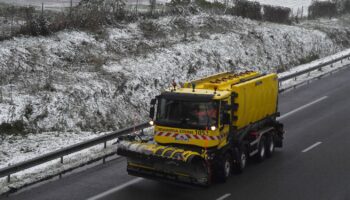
302,142,322,153
216,193,231,200
278,96,328,120
86,178,143,200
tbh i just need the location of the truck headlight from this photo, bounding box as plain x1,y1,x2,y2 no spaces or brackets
210,126,216,131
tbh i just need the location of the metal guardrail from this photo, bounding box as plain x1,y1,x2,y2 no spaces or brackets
278,53,350,92
0,122,149,183
0,51,349,190
278,53,350,82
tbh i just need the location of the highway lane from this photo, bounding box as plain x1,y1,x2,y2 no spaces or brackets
3,66,350,200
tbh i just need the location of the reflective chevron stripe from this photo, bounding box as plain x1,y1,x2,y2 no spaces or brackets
155,132,226,141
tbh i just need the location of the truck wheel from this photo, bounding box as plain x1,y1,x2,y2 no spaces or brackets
256,136,266,162
265,134,275,158
233,147,247,174
217,153,232,182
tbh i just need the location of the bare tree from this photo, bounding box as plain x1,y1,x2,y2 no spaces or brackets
150,0,157,15
0,79,3,103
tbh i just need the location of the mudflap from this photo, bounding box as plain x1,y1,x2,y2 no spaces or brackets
274,122,285,148
117,143,210,186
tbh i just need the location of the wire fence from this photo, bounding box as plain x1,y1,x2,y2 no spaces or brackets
0,1,80,10
0,0,171,40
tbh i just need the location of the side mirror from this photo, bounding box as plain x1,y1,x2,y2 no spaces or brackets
149,107,155,119
222,113,230,125
150,98,157,105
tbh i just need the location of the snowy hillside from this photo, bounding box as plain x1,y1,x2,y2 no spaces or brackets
1,13,350,171
0,14,343,135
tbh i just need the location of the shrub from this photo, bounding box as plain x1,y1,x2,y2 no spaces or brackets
339,0,350,13
194,0,228,14
24,104,33,120
308,1,337,19
0,120,26,134
4,0,130,38
23,15,51,36
167,0,192,15
235,0,262,20
139,20,165,39
263,5,291,24
298,53,320,65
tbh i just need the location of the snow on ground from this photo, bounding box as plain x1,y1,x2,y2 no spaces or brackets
0,14,341,134
298,16,350,49
0,131,111,169
0,13,349,195
0,141,118,195
279,48,350,89
0,14,346,167
279,48,350,79
0,127,154,195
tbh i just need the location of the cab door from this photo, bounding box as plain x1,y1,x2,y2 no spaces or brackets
218,98,231,148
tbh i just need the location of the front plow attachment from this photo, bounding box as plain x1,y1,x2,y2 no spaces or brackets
117,140,210,186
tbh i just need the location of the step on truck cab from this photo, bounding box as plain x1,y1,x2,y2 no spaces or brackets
117,71,284,186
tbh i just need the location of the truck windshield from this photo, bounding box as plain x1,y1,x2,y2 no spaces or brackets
156,98,218,128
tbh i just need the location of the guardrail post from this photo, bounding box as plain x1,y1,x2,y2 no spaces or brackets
341,59,343,64
104,141,107,149
7,174,10,183
60,156,63,164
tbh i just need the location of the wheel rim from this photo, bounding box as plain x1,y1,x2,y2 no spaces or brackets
269,140,274,152
241,153,247,169
260,145,265,158
224,160,231,177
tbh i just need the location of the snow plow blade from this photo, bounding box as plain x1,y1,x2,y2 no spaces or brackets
117,140,210,186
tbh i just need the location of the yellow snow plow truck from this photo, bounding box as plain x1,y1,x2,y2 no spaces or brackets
117,71,284,186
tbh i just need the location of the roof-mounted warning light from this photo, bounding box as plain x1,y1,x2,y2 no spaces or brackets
172,80,177,91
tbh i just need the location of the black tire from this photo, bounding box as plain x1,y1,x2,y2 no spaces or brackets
233,146,247,174
256,136,266,162
217,153,233,182
265,134,275,158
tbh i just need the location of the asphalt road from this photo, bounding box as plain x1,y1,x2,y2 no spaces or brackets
3,67,350,200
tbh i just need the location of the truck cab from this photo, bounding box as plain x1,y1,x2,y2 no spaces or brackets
152,89,231,148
